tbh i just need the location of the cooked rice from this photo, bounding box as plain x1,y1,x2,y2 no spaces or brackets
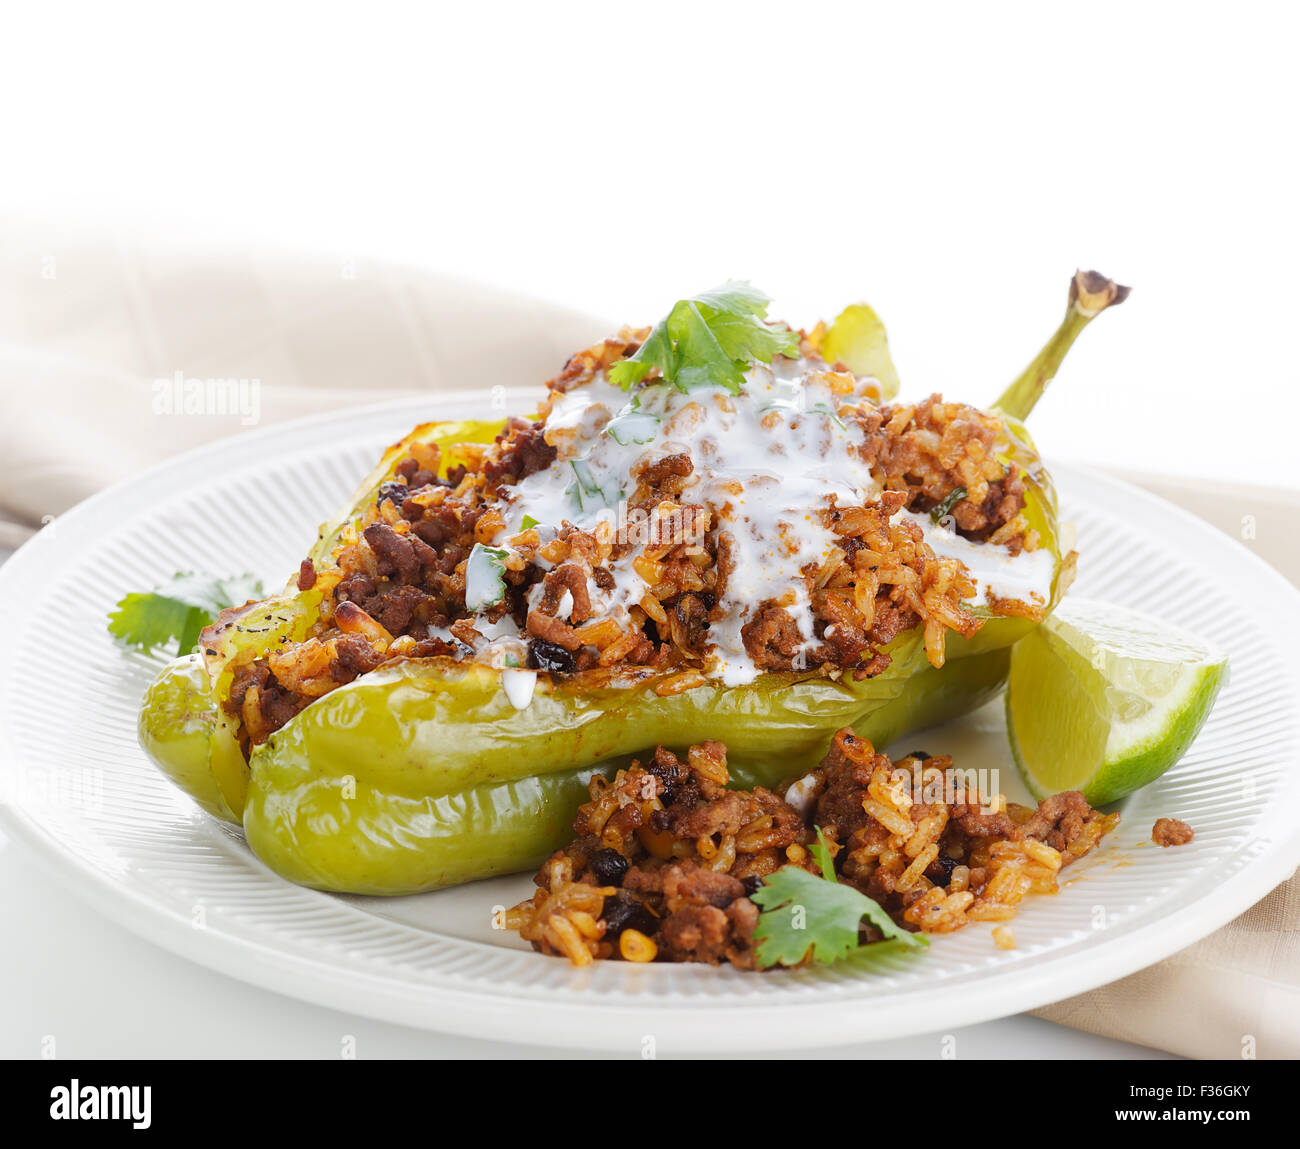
506,726,1119,968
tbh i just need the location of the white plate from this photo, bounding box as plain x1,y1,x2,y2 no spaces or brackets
2,392,1298,1054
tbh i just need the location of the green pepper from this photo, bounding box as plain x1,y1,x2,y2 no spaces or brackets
245,647,1015,893
142,636,1012,892
139,653,235,823
138,271,1127,894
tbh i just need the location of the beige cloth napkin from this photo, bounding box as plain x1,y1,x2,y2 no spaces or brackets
0,217,605,544
2,220,1295,1059
1034,877,1300,1059
1032,476,1300,1059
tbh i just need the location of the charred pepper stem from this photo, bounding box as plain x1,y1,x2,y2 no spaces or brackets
993,270,1130,421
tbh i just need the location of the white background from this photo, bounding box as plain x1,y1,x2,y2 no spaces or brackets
3,1,1298,486
0,1,1294,1059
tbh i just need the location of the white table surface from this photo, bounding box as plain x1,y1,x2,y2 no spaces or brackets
0,824,1173,1060
0,530,1175,1061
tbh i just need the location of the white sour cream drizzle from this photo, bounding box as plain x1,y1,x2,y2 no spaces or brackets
782,772,821,819
474,358,1054,698
502,668,538,710
901,509,1055,609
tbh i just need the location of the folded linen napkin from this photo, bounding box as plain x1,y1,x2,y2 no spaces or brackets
0,218,604,544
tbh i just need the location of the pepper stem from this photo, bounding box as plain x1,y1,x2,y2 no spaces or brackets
993,270,1130,421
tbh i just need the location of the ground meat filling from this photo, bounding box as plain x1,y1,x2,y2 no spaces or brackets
856,395,1034,550
506,728,1121,967
483,418,557,488
1152,817,1194,847
507,741,816,968
215,331,1044,745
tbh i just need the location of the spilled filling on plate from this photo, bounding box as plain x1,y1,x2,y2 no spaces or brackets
505,728,1121,969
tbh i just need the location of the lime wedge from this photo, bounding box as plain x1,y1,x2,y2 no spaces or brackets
1007,598,1228,805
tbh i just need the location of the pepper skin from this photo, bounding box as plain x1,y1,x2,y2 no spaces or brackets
139,653,233,823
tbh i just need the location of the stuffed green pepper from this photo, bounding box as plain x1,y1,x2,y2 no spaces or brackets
138,271,1127,894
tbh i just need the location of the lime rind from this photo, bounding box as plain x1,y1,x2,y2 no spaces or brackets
1007,599,1228,806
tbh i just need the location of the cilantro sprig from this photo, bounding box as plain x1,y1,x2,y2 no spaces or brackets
108,571,264,655
609,281,799,396
750,828,928,969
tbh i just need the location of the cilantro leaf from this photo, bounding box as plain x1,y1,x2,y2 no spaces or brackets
465,543,511,612
809,826,839,882
750,827,928,969
604,409,660,445
614,316,674,388
807,402,847,430
691,280,773,315
930,486,968,525
609,281,799,395
108,571,264,654
671,301,737,391
567,458,622,513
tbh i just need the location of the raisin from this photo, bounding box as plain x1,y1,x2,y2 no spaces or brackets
587,848,629,887
526,639,576,674
927,854,960,886
600,892,656,938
